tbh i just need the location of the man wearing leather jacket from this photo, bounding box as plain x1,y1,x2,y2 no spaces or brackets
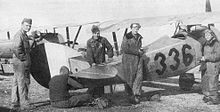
11,18,34,110
176,25,220,105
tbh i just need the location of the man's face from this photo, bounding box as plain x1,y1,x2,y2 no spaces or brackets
22,22,32,32
93,31,100,40
131,24,140,34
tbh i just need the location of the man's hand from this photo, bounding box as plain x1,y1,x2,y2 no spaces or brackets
139,49,145,56
68,77,83,89
200,56,206,62
80,51,87,59
36,30,41,36
31,30,41,39
91,63,96,66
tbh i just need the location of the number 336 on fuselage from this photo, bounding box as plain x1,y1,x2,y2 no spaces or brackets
140,33,202,81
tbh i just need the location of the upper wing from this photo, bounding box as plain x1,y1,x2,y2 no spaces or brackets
50,21,99,29
99,12,220,33
0,21,100,33
34,21,100,31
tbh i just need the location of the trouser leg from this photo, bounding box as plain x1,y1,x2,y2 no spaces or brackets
51,100,69,108
18,79,29,106
202,67,219,100
51,94,92,108
132,58,143,96
132,74,143,96
201,70,207,94
17,62,30,106
69,94,92,107
11,72,19,105
207,73,219,100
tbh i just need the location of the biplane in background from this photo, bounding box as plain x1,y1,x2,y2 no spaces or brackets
0,0,219,91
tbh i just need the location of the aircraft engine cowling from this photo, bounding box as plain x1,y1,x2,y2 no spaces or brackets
30,44,50,88
30,33,65,88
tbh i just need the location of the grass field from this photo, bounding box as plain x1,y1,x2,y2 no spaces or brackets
1,67,220,112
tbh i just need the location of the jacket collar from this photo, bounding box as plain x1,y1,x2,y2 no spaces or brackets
90,36,102,42
126,31,142,40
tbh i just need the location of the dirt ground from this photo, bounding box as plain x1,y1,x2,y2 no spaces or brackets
0,71,220,112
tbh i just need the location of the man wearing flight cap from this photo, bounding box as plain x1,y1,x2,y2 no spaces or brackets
11,18,35,110
86,25,113,98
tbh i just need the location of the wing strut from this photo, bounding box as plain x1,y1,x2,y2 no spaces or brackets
53,27,56,33
124,28,128,36
66,27,71,47
7,31,10,40
112,32,119,56
72,25,82,48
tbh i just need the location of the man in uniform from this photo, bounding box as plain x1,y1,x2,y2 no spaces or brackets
49,66,92,108
86,25,114,97
199,27,220,105
121,23,144,104
176,25,220,105
11,18,34,110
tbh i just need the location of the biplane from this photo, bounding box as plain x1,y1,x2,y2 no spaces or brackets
0,0,219,92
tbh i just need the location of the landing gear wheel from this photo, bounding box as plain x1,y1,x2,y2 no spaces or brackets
179,73,195,91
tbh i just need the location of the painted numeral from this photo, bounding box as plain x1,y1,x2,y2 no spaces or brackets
168,48,180,71
154,52,167,75
154,44,193,76
182,44,193,66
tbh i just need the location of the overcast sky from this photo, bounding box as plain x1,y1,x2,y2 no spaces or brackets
1,0,220,30
0,0,220,45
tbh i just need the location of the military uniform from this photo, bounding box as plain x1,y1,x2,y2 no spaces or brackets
49,73,91,108
11,29,31,107
200,29,220,104
121,31,143,97
86,36,113,65
86,36,113,97
173,25,220,104
187,26,220,104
